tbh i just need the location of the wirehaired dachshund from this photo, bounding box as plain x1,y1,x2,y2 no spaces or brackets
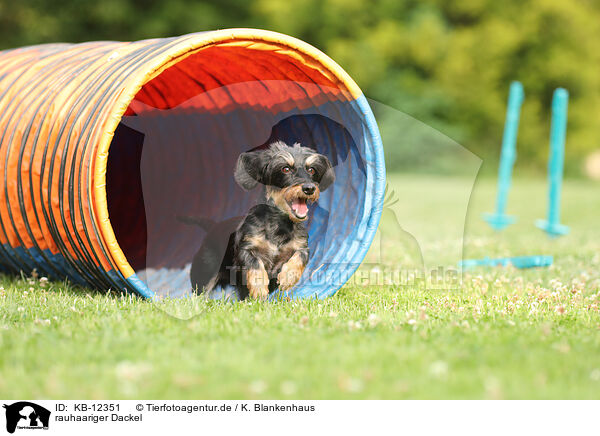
182,141,334,300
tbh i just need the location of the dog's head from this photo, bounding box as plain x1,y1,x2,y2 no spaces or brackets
234,141,335,222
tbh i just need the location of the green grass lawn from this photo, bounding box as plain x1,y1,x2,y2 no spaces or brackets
1,174,599,399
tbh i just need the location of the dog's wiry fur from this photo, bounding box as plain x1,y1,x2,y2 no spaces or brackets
186,141,334,300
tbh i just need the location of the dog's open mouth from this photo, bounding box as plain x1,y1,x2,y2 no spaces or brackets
271,185,319,222
289,197,310,220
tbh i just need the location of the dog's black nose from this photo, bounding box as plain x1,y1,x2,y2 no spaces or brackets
302,184,316,195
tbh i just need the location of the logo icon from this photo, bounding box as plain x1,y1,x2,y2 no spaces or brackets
2,402,50,434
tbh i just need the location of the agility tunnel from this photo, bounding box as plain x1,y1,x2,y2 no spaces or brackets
0,29,385,299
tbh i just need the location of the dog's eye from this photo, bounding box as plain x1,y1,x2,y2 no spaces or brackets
307,167,315,175
281,166,292,174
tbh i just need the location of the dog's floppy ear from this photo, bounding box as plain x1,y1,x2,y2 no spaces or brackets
314,154,335,191
234,151,264,191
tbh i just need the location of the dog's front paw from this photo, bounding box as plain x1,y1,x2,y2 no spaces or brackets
246,267,270,300
249,286,269,300
278,252,305,292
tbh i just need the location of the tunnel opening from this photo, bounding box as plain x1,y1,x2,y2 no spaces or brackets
105,40,374,298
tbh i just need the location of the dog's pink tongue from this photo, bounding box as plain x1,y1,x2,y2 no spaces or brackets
292,198,308,217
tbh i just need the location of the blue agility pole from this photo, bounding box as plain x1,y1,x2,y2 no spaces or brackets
536,88,570,237
483,81,524,230
459,255,553,270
